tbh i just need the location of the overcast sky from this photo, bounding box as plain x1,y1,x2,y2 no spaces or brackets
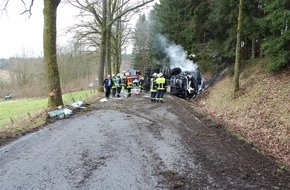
0,1,156,59
0,1,88,59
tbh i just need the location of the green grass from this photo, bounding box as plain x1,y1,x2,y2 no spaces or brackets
0,90,96,128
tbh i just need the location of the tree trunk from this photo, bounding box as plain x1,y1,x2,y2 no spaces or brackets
116,39,121,74
43,0,63,107
234,0,243,93
116,18,122,73
107,0,112,75
112,19,121,75
251,35,255,59
97,0,107,92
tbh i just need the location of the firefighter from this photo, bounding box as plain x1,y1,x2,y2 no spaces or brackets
125,73,133,97
138,76,144,93
189,53,203,94
195,66,202,94
121,73,126,96
150,73,158,102
115,73,122,97
111,74,117,97
155,72,166,103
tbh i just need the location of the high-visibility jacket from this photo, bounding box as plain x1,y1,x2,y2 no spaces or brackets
156,76,165,90
126,76,133,88
112,77,117,88
114,77,121,87
139,79,144,88
121,77,126,89
150,78,157,92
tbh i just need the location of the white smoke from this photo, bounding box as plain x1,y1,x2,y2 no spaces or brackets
157,34,197,72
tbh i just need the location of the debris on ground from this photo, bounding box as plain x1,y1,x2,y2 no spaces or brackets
48,101,89,119
99,98,108,103
48,108,73,119
71,101,86,108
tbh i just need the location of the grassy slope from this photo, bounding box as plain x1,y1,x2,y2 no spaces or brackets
0,90,102,144
192,61,290,169
0,90,98,128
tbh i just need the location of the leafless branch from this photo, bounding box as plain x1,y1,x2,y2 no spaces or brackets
19,0,34,18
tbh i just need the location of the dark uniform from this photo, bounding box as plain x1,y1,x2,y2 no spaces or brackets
111,75,117,97
138,76,144,93
115,74,122,97
150,73,157,102
126,75,133,97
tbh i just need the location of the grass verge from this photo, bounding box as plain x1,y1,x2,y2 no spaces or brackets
0,89,102,145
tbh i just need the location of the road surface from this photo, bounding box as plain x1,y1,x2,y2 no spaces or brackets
0,92,289,189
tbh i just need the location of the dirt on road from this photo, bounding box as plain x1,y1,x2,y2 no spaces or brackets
0,92,289,190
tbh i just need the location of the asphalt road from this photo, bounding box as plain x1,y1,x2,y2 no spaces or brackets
0,92,289,189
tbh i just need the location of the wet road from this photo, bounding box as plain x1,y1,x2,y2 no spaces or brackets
0,93,290,189
0,96,195,189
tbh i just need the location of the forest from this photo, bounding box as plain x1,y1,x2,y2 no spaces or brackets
1,0,289,105
132,0,290,75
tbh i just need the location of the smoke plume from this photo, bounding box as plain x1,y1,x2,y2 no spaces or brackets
157,34,197,72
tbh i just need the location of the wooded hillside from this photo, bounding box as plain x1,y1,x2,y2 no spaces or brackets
131,0,290,73
129,0,290,170
192,60,290,170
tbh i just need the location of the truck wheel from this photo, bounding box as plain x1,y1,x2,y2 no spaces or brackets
170,67,182,76
150,67,160,75
144,67,151,76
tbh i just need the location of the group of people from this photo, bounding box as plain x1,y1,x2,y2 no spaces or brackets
102,73,145,99
149,72,166,103
102,71,166,103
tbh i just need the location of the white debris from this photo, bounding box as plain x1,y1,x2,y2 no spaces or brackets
71,101,84,108
48,108,73,119
99,98,108,102
63,108,73,115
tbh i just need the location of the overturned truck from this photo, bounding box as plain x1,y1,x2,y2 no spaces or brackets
143,66,204,100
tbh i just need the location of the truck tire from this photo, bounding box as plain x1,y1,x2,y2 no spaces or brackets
144,67,151,76
170,67,182,76
150,67,160,75
161,67,170,78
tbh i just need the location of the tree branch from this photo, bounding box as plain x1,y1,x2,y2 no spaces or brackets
19,0,34,18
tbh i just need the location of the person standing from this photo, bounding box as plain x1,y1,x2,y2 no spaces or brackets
121,74,126,96
155,72,166,103
138,76,144,93
102,74,113,98
115,73,122,97
125,73,133,97
111,74,117,97
150,73,158,102
188,53,203,94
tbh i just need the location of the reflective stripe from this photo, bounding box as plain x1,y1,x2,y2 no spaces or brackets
127,76,133,83
150,78,157,92
156,77,165,90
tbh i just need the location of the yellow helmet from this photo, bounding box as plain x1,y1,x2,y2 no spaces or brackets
188,54,196,60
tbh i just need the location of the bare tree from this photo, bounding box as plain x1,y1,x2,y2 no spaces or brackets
67,0,155,92
111,13,132,74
